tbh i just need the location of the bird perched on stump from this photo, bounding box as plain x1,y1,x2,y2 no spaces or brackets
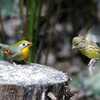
0,40,32,64
72,35,100,75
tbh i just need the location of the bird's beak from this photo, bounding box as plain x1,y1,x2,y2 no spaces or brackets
72,45,76,49
72,45,79,51
29,42,32,47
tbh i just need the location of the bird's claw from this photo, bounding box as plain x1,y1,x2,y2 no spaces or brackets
88,59,96,75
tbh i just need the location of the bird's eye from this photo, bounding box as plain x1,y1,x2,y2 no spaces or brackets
23,43,26,46
19,43,27,48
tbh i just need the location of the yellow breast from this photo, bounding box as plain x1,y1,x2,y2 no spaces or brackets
22,47,30,61
80,46,100,59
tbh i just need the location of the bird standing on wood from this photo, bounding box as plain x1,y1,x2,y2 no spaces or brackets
72,35,100,75
0,40,32,64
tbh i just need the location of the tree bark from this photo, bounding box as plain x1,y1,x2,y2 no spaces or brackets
0,61,71,100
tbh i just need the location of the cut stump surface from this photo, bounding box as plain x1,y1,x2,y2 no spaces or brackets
0,61,71,100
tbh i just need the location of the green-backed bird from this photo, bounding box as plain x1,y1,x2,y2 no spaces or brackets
0,40,32,64
72,35,100,75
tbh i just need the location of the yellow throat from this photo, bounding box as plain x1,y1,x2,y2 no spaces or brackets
22,47,30,61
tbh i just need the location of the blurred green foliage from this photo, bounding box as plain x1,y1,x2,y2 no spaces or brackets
28,0,42,62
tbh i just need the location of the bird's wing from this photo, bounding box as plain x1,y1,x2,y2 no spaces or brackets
85,41,100,55
89,41,100,49
8,51,23,61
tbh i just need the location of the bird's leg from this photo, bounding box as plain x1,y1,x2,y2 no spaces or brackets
88,59,96,75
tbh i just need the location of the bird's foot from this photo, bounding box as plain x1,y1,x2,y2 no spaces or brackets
88,59,96,67
88,59,96,75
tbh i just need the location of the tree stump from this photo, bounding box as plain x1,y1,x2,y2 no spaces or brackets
0,61,71,100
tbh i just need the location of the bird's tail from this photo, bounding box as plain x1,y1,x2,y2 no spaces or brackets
0,43,9,60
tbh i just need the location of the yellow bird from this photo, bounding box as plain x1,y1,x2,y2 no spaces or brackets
0,40,32,63
72,35,100,74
